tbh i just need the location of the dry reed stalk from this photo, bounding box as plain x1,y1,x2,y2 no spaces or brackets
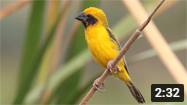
155,0,179,16
50,0,71,73
122,0,187,96
60,20,81,59
45,0,59,32
37,0,60,86
0,0,34,20
79,0,165,105
40,1,71,104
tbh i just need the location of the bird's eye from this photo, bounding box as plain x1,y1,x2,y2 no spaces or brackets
87,14,92,18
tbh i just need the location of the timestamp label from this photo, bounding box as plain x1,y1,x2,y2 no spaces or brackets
151,84,184,102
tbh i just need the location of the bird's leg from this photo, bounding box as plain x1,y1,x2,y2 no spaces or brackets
93,78,105,92
107,60,119,75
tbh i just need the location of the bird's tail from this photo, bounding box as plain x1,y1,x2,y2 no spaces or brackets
126,80,145,104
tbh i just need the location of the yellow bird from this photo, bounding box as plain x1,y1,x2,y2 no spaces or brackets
75,7,145,104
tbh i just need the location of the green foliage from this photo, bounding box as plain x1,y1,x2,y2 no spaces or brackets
53,0,101,104
14,1,46,104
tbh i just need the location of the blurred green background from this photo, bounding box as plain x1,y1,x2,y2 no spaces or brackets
1,0,186,105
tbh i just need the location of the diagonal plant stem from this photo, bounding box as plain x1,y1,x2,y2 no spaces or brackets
23,0,61,104
50,0,71,74
36,0,60,89
0,0,34,20
79,0,165,105
123,0,187,96
61,20,81,60
24,1,178,103
14,1,46,104
155,0,179,15
39,1,71,104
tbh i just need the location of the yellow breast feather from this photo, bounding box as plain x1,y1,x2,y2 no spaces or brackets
75,7,145,104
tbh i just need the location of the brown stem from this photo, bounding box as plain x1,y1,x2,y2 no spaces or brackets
0,0,34,20
40,1,72,104
61,21,81,60
138,0,165,31
79,0,165,105
123,0,187,96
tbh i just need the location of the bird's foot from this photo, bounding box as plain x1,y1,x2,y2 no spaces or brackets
107,60,119,75
93,78,105,92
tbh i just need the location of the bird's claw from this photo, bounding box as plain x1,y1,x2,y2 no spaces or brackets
107,60,119,75
93,78,105,92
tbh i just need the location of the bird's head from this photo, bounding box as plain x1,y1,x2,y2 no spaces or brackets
75,7,108,28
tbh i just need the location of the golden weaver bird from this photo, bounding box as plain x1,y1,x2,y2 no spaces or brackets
75,7,145,104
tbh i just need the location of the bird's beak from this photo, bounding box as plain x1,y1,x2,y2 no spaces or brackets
75,12,86,22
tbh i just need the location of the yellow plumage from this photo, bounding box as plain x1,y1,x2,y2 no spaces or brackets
84,7,130,84
75,7,145,104
85,24,130,83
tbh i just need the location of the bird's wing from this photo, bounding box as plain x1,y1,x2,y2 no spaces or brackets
106,28,129,74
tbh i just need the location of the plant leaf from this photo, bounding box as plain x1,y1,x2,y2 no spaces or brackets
14,1,46,104
127,39,187,64
24,1,179,103
54,0,101,104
